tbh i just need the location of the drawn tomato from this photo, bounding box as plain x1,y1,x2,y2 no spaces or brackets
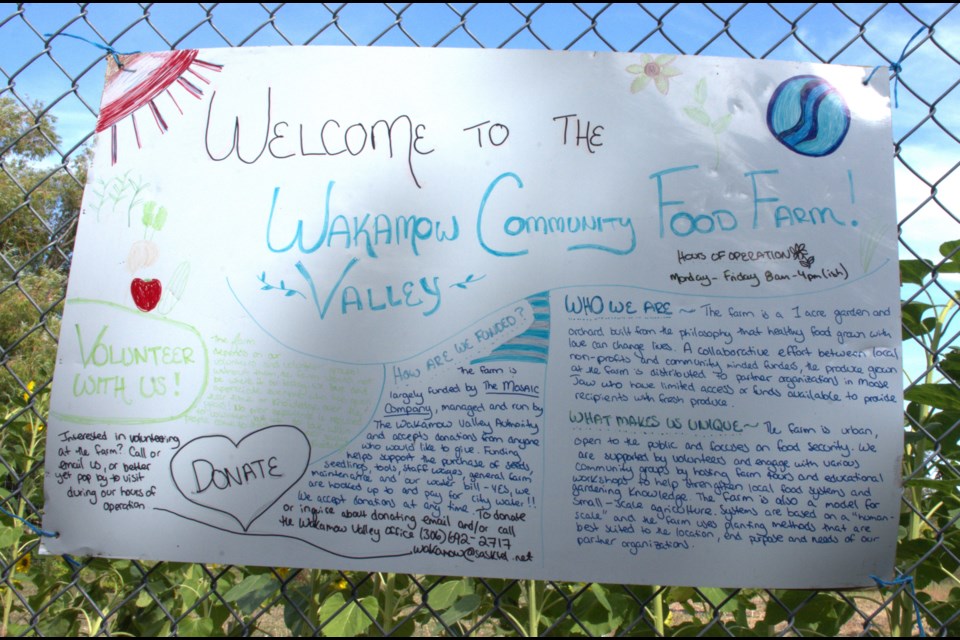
131,278,162,312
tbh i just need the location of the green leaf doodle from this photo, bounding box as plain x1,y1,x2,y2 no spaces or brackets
683,106,711,126
142,201,155,228
683,77,735,169
712,113,732,134
694,77,707,105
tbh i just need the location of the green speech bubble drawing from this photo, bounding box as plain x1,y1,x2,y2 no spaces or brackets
53,299,209,425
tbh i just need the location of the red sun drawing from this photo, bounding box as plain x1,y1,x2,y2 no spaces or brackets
96,50,222,164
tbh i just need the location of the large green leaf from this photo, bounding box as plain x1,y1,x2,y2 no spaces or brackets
941,239,960,261
939,350,960,380
427,578,470,610
177,616,214,637
569,589,615,636
902,302,934,340
925,587,960,636
34,612,82,637
222,572,279,613
898,538,940,566
668,586,696,604
916,409,960,456
131,606,173,637
135,588,155,608
590,582,613,611
904,478,960,491
439,593,481,626
319,593,378,637
0,523,21,546
698,587,739,613
901,259,933,285
905,383,960,411
782,591,850,635
281,583,315,637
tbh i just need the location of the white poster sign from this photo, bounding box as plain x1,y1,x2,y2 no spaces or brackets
43,46,902,588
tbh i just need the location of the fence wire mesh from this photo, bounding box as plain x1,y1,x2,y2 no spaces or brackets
0,2,957,636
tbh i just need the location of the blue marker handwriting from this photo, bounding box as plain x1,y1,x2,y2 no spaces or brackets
650,165,856,239
476,172,637,257
258,166,863,320
294,257,442,319
266,183,459,259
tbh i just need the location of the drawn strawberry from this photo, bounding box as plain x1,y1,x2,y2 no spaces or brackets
131,278,162,312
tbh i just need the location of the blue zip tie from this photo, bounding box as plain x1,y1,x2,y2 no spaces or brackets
0,506,58,539
0,507,81,569
863,26,926,108
43,32,140,70
870,574,926,637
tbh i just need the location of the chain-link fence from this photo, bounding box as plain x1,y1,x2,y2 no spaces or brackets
0,3,957,636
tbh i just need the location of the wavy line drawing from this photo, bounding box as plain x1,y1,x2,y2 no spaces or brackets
860,221,891,273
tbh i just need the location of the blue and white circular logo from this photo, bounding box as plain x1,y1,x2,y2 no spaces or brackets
767,75,851,157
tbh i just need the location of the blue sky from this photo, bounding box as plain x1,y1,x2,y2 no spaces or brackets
4,4,955,274
2,3,957,383
2,4,956,153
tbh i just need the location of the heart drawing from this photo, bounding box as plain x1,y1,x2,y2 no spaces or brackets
170,425,311,531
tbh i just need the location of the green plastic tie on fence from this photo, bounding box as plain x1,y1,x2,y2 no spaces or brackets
863,26,925,108
43,32,140,70
870,574,926,636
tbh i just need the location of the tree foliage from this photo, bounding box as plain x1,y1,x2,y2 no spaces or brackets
0,96,80,403
0,266,64,403
0,95,86,277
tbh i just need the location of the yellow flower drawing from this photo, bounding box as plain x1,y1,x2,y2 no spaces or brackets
627,54,681,95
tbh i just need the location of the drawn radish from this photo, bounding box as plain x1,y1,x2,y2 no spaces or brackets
126,239,159,273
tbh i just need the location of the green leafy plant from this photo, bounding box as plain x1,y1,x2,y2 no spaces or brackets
683,78,733,170
897,239,960,635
